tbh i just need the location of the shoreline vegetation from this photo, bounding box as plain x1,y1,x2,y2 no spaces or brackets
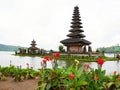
13,53,118,62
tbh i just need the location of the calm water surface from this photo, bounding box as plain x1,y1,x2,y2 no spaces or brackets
0,51,120,75
0,51,65,69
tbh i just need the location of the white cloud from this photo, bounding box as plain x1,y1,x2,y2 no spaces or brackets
0,0,120,51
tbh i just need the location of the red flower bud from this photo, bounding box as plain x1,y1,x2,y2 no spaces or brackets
69,73,75,79
54,52,60,57
26,63,29,66
26,63,29,68
42,59,46,64
82,69,85,73
50,71,55,76
44,56,49,61
97,58,104,66
114,71,117,75
94,73,99,80
118,75,120,81
84,64,89,69
49,57,53,61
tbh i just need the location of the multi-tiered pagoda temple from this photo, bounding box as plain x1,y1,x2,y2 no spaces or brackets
60,6,92,53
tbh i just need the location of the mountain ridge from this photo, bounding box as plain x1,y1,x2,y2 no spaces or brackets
97,45,120,53
0,44,23,51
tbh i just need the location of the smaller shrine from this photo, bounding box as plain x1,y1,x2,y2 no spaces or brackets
28,39,40,54
16,39,44,55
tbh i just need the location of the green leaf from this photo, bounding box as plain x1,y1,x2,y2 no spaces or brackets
107,82,115,88
36,82,47,90
78,81,88,86
77,67,83,76
46,83,51,90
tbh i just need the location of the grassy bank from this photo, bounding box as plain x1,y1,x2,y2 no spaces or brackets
14,53,118,62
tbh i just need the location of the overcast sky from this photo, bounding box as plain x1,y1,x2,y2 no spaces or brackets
0,0,120,51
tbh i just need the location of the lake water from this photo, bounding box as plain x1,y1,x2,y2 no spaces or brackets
0,51,66,69
0,51,120,75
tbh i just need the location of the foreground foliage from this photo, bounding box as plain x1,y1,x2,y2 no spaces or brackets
36,53,120,90
0,65,39,81
36,65,120,90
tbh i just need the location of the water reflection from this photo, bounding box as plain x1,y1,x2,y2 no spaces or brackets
87,60,120,75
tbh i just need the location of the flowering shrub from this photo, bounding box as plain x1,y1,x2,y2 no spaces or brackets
41,52,60,71
36,55,120,90
0,64,40,82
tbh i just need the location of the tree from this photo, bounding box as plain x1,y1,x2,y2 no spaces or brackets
58,45,65,52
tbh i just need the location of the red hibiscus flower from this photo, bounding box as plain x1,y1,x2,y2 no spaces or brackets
44,56,53,61
69,73,75,79
97,58,104,66
54,52,60,58
44,56,49,61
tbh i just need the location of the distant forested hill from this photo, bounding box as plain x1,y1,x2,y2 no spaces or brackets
0,44,21,51
96,45,120,53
